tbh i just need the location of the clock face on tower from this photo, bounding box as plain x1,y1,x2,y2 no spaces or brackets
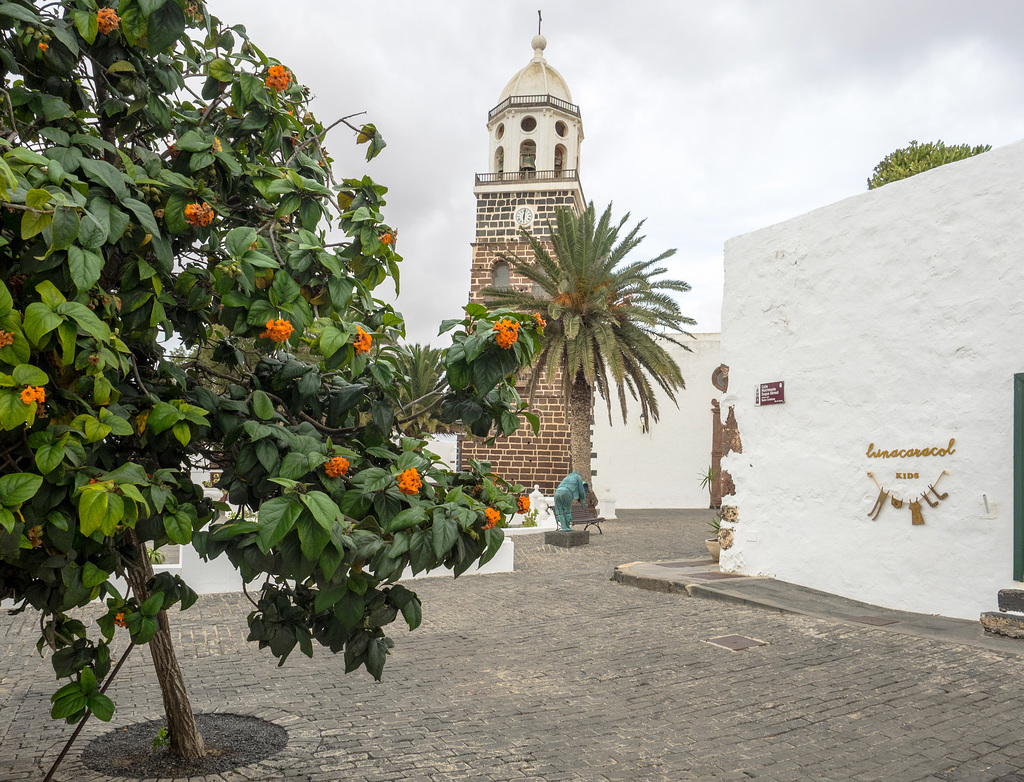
513,206,534,227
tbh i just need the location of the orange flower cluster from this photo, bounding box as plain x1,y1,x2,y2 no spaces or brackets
533,312,546,329
261,318,294,343
20,386,45,405
114,612,127,628
517,496,530,514
324,456,350,478
380,232,394,245
38,42,48,52
0,331,13,348
184,202,214,227
397,468,422,495
265,65,292,92
482,507,500,530
97,7,120,34
353,326,372,355
492,318,520,349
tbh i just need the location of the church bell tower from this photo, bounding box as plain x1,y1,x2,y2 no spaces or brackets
460,33,587,493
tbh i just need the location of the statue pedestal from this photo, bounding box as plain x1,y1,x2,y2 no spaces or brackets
545,530,590,548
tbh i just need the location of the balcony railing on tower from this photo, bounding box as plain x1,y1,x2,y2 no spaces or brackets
488,94,580,120
476,169,578,185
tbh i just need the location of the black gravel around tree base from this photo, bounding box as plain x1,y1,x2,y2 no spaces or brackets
80,713,288,779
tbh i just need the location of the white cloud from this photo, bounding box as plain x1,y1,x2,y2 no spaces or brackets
208,0,1024,342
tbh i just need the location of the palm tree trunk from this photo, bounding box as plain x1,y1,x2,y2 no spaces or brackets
123,531,206,759
568,371,594,486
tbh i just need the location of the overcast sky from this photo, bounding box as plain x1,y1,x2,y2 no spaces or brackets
210,1,1024,345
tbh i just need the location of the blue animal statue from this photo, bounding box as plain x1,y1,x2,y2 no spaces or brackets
553,471,589,531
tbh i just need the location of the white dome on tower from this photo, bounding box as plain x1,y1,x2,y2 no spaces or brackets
498,34,573,103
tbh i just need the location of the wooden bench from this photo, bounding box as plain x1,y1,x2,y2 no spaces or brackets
570,504,605,534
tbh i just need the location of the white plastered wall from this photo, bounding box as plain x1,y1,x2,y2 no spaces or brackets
592,333,721,509
720,139,1024,620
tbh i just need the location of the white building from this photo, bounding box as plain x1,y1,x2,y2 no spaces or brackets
719,139,1024,620
592,333,722,510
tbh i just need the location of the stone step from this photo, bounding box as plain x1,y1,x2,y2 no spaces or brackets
980,611,1024,639
997,589,1024,613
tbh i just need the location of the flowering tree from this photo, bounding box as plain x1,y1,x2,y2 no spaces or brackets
0,0,540,759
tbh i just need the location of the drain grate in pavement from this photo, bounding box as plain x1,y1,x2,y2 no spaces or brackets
655,560,714,568
848,615,899,626
706,635,768,651
685,571,748,580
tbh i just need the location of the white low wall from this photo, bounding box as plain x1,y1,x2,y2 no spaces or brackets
720,139,1024,620
592,333,721,509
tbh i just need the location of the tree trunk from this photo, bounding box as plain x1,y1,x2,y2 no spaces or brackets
568,371,594,487
123,531,206,759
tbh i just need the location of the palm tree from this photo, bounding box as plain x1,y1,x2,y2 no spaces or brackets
481,202,695,485
392,343,450,435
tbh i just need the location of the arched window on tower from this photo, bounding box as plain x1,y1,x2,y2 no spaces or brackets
519,140,536,173
495,146,504,174
492,261,510,288
554,144,566,175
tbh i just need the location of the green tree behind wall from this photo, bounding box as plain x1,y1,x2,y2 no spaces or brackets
867,139,991,189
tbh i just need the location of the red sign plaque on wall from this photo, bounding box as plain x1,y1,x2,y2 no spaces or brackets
755,381,785,406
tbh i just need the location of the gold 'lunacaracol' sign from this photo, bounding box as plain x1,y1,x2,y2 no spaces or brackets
865,439,955,459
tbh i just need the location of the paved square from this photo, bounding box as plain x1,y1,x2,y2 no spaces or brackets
2,510,1022,781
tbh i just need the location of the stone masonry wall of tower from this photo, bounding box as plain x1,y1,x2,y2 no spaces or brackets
461,231,575,496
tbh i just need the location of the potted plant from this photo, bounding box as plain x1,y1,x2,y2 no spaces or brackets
705,513,722,562
699,466,722,562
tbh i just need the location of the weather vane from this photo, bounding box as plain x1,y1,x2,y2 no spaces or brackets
538,10,542,35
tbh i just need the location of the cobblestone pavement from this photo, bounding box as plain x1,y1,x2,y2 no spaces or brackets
2,510,1024,781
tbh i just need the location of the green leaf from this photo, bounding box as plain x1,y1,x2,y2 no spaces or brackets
354,467,391,493
141,592,164,616
133,616,159,645
269,269,300,306
79,158,129,202
82,562,109,589
278,451,309,480
0,281,11,317
122,198,160,236
21,208,52,240
225,226,257,258
77,490,109,537
319,325,346,358
57,301,111,340
0,473,43,506
68,246,103,292
146,402,182,434
164,511,192,544
50,206,80,251
300,491,341,530
296,514,330,560
0,391,29,430
0,3,41,24
87,693,115,722
107,60,136,74
73,9,98,44
209,57,234,82
35,443,65,474
384,506,427,533
256,496,303,553
146,0,185,54
12,364,47,385
252,390,274,420
431,514,459,559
